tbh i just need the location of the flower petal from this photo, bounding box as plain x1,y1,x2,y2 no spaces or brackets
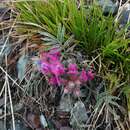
40,61,50,74
87,70,95,80
67,63,78,75
80,69,88,82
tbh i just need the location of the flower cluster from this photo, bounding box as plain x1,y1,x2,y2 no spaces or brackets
37,48,94,96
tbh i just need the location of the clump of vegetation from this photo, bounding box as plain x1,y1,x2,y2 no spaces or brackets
37,47,94,96
15,0,119,52
0,0,130,130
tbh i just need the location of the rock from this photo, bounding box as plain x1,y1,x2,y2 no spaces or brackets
118,3,130,26
70,101,88,130
98,0,119,15
13,102,24,112
40,114,48,128
8,119,31,130
0,120,6,130
59,95,74,112
0,7,11,21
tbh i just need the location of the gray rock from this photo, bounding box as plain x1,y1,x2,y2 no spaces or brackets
118,3,130,26
70,101,88,130
59,95,74,112
0,120,6,130
8,119,31,130
98,0,119,14
13,102,23,112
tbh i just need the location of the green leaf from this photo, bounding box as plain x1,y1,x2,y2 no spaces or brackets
40,31,60,44
95,91,120,110
57,23,65,43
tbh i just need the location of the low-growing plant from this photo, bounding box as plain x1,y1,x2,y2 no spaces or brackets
15,0,124,53
36,47,95,97
5,0,130,129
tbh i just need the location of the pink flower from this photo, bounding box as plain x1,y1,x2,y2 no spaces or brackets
48,48,61,58
50,62,65,76
39,48,65,82
40,52,47,60
37,48,95,92
40,48,60,62
87,70,95,80
64,87,69,94
63,80,81,96
49,76,58,85
67,63,78,75
64,87,81,97
80,69,88,82
67,63,79,81
73,87,80,97
49,76,62,86
75,80,81,86
47,48,60,61
67,81,75,88
40,61,50,74
64,81,75,94
64,86,73,94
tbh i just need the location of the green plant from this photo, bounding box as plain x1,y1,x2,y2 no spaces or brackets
15,0,68,35
11,1,130,129
102,38,130,91
66,4,118,52
15,0,123,53
91,91,128,130
122,86,130,119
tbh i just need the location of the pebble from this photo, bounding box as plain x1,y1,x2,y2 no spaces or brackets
98,0,119,15
118,3,130,26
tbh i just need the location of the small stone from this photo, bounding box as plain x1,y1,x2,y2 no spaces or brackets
13,102,23,112
118,3,130,26
98,0,119,15
0,120,6,130
59,95,74,112
70,101,88,128
9,119,31,130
